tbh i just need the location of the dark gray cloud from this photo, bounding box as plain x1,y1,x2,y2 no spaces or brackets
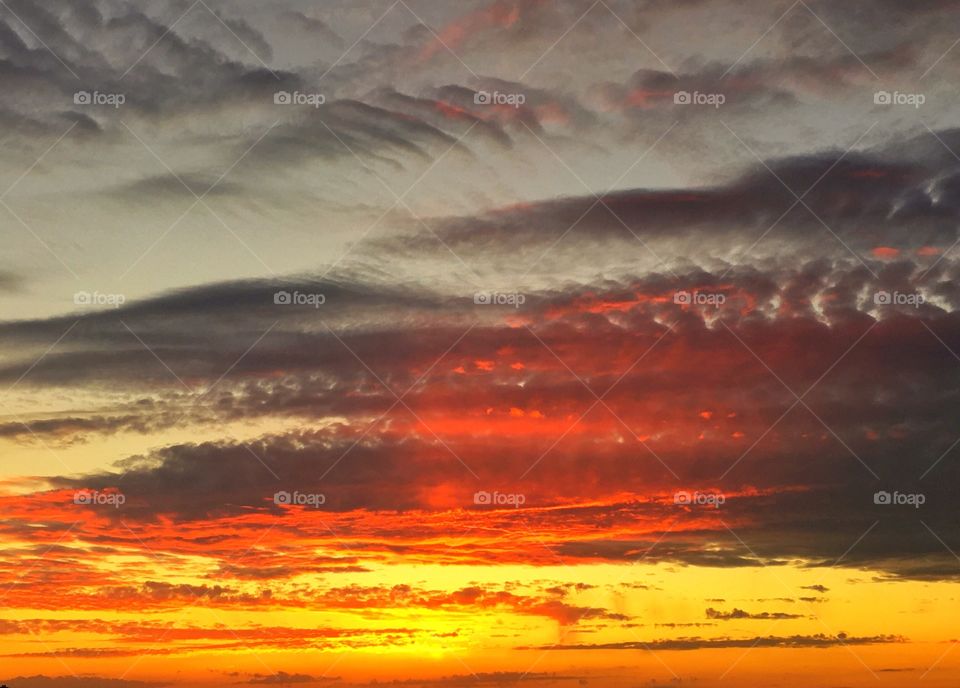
0,242,956,588
376,127,960,276
518,633,905,651
705,607,805,621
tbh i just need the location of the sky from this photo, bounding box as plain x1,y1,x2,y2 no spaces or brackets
1,0,960,686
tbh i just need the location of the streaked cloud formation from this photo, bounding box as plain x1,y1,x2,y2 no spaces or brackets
1,1,959,687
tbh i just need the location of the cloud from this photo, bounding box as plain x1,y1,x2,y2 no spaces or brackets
1,3,960,680
375,127,960,279
705,607,805,620
351,673,587,688
244,673,325,685
0,247,956,582
520,633,906,651
305,584,630,625
0,677,164,688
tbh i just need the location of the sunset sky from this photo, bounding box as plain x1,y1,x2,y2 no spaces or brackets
1,1,960,687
